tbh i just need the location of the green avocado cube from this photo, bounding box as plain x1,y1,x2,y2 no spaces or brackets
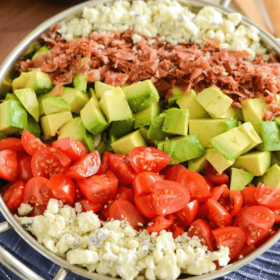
38,92,52,117
42,97,71,116
172,86,184,96
3,93,19,102
274,117,280,126
12,72,32,92
162,108,189,136
0,132,8,139
27,115,41,138
111,130,147,154
259,164,280,187
73,74,87,93
188,148,213,172
100,87,132,123
195,87,233,118
147,113,172,141
233,151,271,176
271,152,280,166
219,106,237,119
230,168,254,191
257,121,280,151
109,114,135,139
24,71,53,94
189,119,238,148
32,46,50,60
123,80,159,113
105,135,118,152
207,150,235,174
23,41,40,59
233,107,244,121
134,102,161,129
95,81,115,99
167,95,181,107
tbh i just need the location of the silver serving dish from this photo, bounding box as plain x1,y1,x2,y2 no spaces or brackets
0,0,279,279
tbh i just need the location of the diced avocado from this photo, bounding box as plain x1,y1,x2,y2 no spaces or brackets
274,117,280,126
121,83,129,89
32,46,50,60
138,126,156,146
211,129,251,161
259,164,280,187
176,89,209,119
27,114,41,138
167,95,181,107
89,88,98,103
271,152,280,166
241,97,269,122
257,121,280,151
207,150,235,174
73,74,87,93
147,113,172,141
230,168,254,191
38,92,52,117
95,81,114,99
81,98,109,135
233,107,244,121
23,41,40,59
123,80,160,113
97,141,106,155
134,102,161,129
100,87,132,122
12,72,32,92
172,86,184,96
3,93,19,102
0,100,27,134
42,97,71,115
105,135,118,152
24,71,53,94
157,135,206,165
61,87,89,114
111,130,147,154
162,108,189,136
233,151,271,176
220,106,237,119
14,88,39,122
195,87,233,118
109,114,135,139
188,149,213,172
58,117,94,152
0,132,7,139
189,119,238,148
41,111,73,139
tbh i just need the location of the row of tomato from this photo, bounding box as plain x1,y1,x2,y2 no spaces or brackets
0,130,279,262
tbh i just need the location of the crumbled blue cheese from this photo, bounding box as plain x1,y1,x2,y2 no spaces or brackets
18,203,33,216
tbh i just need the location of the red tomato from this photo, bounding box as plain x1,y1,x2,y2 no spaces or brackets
162,164,187,181
174,200,199,227
21,130,46,156
1,181,25,211
150,180,190,215
238,206,275,246
204,176,215,190
23,177,51,205
255,183,280,210
241,186,258,206
109,154,136,186
254,226,276,248
77,170,118,204
29,204,48,217
109,198,145,229
0,149,18,182
96,152,113,175
101,199,113,218
0,138,24,152
212,227,246,259
132,172,161,197
134,195,157,218
196,202,209,219
207,198,232,228
75,186,83,198
227,190,243,217
188,219,216,251
146,214,174,233
18,156,33,183
76,197,101,213
205,164,229,185
52,137,88,161
233,205,250,227
173,226,185,239
274,209,280,223
114,186,134,203
47,174,75,205
129,146,171,173
232,244,256,262
65,151,100,179
177,170,211,202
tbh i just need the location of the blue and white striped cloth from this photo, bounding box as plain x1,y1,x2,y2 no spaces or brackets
0,212,279,280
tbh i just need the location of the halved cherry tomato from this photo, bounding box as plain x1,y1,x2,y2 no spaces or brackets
196,202,209,219
254,226,276,248
47,174,75,205
96,152,113,175
207,198,232,228
21,130,46,156
188,219,216,251
134,195,157,218
65,151,100,179
210,185,229,201
241,186,258,206
162,164,187,181
146,214,174,233
0,138,24,152
172,226,185,239
76,197,101,213
30,204,48,217
204,176,215,190
18,156,33,183
75,187,83,198
101,199,113,218
150,180,190,215
205,164,229,185
23,177,51,205
255,183,280,210
0,149,18,182
238,206,275,245
1,181,25,211
274,209,280,223
132,172,161,197
177,170,210,202
52,137,88,161
174,200,199,227
212,226,246,259
109,198,145,229
32,147,71,179
114,186,134,203
232,243,256,262
77,170,118,204
129,146,171,173
233,205,250,227
109,154,136,186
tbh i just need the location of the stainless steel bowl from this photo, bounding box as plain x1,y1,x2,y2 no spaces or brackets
0,1,280,279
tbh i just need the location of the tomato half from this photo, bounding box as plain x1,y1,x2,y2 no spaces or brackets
188,219,216,251
274,209,280,223
0,138,24,152
172,226,185,239
205,164,229,185
52,137,88,161
0,149,18,182
109,198,145,229
114,186,134,203
101,199,113,218
150,180,190,215
162,164,187,181
177,170,211,202
18,155,33,183
77,170,118,204
96,152,113,175
174,200,199,227
233,205,250,227
134,195,157,218
65,151,101,179
132,172,161,197
1,181,25,211
255,183,280,210
254,226,276,248
30,204,48,217
241,186,258,206
76,197,101,213
232,244,256,262
129,146,171,173
204,176,215,190
21,130,46,156
146,214,174,233
238,206,275,245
